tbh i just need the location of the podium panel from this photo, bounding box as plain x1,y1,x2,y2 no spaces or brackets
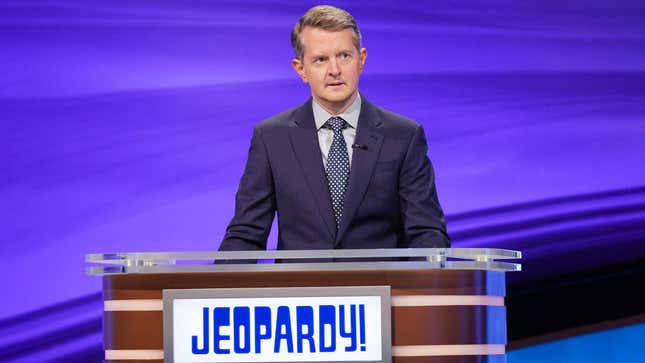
87,248,521,363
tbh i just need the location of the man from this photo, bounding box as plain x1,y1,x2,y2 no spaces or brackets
219,5,449,253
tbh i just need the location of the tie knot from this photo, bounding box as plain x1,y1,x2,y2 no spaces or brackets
325,117,347,133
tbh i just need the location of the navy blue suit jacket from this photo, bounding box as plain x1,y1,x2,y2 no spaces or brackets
219,96,449,251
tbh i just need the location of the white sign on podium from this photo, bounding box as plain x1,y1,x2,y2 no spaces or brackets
163,286,392,363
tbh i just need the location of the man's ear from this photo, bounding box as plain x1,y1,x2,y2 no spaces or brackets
291,58,308,83
359,48,368,73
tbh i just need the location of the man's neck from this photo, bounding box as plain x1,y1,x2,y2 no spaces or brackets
313,91,359,116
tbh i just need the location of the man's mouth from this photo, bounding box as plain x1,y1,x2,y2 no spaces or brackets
327,82,345,87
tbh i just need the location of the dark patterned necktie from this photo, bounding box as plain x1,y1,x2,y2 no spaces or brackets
325,116,350,229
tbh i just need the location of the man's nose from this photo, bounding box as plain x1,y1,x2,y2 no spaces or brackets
328,59,341,76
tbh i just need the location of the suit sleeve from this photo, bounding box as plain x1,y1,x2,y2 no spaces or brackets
219,125,276,251
398,125,450,248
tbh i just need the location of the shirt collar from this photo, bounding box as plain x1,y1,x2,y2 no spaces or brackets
312,93,361,130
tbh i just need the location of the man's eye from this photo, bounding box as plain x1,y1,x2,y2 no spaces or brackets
314,57,325,64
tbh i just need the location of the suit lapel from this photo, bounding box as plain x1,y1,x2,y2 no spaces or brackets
288,99,336,241
335,97,384,245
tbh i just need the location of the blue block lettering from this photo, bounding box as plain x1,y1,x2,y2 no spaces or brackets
254,306,272,354
359,304,366,351
274,306,294,353
191,307,209,354
319,305,336,352
233,307,251,353
339,304,357,352
213,307,230,354
296,306,316,353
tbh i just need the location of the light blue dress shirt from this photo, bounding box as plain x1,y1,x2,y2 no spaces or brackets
312,93,361,168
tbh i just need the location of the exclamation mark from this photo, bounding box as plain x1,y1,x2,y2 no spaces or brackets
359,304,366,351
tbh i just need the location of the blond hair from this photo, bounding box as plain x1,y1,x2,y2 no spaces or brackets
291,5,362,61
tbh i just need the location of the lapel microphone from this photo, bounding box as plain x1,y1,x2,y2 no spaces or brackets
352,143,368,150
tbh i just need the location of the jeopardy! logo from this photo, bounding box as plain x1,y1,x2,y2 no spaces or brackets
170,295,385,362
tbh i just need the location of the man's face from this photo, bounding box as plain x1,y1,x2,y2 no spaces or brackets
292,27,367,114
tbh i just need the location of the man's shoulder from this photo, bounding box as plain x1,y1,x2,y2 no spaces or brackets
366,100,421,133
256,102,307,131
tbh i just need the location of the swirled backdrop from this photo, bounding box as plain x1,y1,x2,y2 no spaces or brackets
1,1,644,362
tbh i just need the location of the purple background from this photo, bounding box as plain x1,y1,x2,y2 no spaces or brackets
1,1,644,362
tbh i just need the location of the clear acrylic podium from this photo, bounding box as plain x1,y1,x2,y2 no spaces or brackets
86,248,521,363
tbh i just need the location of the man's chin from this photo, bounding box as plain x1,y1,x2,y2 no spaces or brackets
312,89,358,112
324,96,350,106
